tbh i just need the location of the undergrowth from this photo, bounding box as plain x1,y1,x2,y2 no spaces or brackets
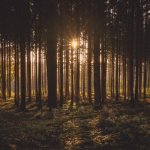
0,100,150,150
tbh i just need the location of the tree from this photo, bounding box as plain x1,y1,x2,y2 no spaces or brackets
20,0,26,110
88,0,92,104
129,0,135,107
47,0,57,110
94,0,101,106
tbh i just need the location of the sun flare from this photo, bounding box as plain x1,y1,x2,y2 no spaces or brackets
72,41,77,48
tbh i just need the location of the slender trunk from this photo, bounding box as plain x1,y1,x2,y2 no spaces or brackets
116,5,120,102
15,38,17,105
27,25,31,102
94,0,101,106
20,3,26,110
130,0,135,107
35,1,38,103
1,38,6,100
65,43,69,99
20,20,26,110
38,11,42,109
135,0,140,101
3,39,6,100
139,9,143,99
88,0,92,103
60,34,63,107
76,46,80,104
71,47,74,105
60,3,64,107
124,34,127,100
144,2,148,100
17,40,19,106
9,40,11,97
112,24,114,98
76,0,80,104
7,42,9,97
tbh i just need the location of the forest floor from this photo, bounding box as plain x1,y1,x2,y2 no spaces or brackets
0,99,150,150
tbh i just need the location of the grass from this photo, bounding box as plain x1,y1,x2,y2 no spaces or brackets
0,99,150,150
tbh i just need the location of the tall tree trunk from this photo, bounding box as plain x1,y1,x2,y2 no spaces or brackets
1,38,6,100
144,1,148,100
116,5,120,102
124,33,127,100
88,0,92,103
94,0,101,106
75,0,80,104
17,40,19,106
139,8,143,100
111,21,114,98
3,39,6,100
20,10,26,110
38,9,42,109
34,0,38,103
60,3,64,108
65,43,69,99
47,1,57,110
38,37,42,109
15,38,17,105
60,35,63,107
71,47,74,105
129,0,135,107
27,22,31,102
27,2,31,102
7,42,9,97
135,0,140,101
9,40,11,97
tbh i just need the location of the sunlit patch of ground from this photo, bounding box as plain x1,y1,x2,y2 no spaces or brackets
0,100,150,150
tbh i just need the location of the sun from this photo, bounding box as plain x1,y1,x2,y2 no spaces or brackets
72,41,77,48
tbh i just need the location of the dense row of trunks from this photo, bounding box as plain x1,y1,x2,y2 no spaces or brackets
0,0,150,110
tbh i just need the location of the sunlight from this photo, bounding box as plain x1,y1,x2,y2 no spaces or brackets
72,41,77,48
31,51,35,62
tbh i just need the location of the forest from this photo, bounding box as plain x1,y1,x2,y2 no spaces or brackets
0,0,150,149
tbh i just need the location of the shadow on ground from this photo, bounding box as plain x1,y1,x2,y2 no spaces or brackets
0,100,150,150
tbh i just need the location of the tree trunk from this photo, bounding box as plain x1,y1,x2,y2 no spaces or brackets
129,0,135,107
47,1,57,110
135,0,140,101
88,0,92,103
144,1,148,100
9,40,11,97
94,0,101,106
65,43,69,99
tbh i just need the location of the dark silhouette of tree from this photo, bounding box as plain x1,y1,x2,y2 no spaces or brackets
20,0,26,110
46,1,57,110
94,0,101,106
